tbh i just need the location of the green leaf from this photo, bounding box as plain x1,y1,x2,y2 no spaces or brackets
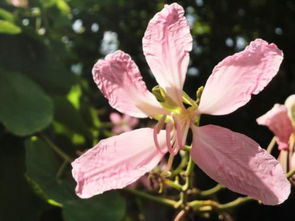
0,20,21,34
53,96,92,145
53,96,89,136
0,32,77,95
62,192,126,221
67,85,82,109
0,135,46,221
193,21,211,35
0,71,53,136
40,0,57,8
56,0,71,16
25,137,126,221
0,8,15,22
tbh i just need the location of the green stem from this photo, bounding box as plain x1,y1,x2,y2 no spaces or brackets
163,179,183,191
198,184,225,197
189,196,254,212
40,135,73,162
125,188,178,208
174,192,185,209
287,168,295,178
217,196,254,210
267,137,277,153
183,145,192,151
171,151,188,177
167,153,175,172
182,156,195,191
56,160,68,179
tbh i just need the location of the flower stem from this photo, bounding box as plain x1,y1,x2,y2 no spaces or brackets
287,168,295,178
174,209,187,221
188,196,254,212
56,160,68,179
183,145,192,151
216,196,254,210
171,151,189,177
40,134,73,162
198,184,225,197
182,156,194,191
125,188,178,208
267,137,277,153
163,179,183,191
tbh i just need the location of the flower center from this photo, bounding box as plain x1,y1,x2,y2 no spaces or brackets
151,85,203,124
152,86,203,157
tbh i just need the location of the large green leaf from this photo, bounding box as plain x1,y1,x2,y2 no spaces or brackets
0,33,77,95
0,71,53,136
56,0,71,16
0,8,15,22
0,134,46,221
25,137,126,221
53,96,90,138
62,192,126,221
0,20,21,34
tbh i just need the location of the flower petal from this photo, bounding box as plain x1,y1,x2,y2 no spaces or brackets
290,153,295,171
198,39,283,115
278,150,288,173
142,3,192,104
191,125,290,205
257,104,293,150
92,50,166,118
72,128,168,198
285,94,295,127
110,112,122,124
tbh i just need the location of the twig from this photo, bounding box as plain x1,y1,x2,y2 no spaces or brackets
267,137,276,153
188,196,254,212
174,209,187,221
198,184,225,197
287,168,295,178
40,134,73,162
125,188,178,208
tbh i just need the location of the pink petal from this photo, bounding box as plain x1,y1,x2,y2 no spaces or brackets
122,114,139,128
128,117,139,128
277,150,288,173
198,39,283,115
92,50,166,118
142,3,192,104
290,153,295,170
122,114,131,121
257,104,293,150
112,125,124,135
12,0,28,7
285,94,295,109
285,94,295,127
110,112,122,124
71,128,168,198
173,115,190,150
191,125,290,205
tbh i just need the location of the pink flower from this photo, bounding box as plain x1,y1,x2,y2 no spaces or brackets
257,95,295,173
10,0,28,7
128,159,168,191
72,3,290,205
109,112,139,134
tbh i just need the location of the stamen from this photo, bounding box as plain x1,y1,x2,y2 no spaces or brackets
165,122,174,155
182,91,197,107
153,115,167,154
174,118,184,150
166,122,177,156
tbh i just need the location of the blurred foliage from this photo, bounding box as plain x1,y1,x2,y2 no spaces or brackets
25,137,126,221
0,0,294,220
